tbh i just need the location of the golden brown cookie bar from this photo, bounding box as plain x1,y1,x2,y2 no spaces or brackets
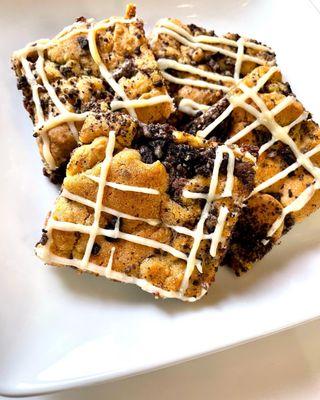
150,18,275,127
184,65,320,274
35,116,255,301
12,4,174,180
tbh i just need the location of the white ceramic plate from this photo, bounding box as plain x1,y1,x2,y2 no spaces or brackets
1,0,320,396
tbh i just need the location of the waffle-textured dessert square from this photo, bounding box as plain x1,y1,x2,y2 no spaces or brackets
35,113,255,301
150,18,275,126
184,65,320,274
12,4,174,181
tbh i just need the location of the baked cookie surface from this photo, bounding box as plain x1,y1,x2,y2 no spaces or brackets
36,115,255,300
150,18,275,126
185,65,320,274
12,4,174,180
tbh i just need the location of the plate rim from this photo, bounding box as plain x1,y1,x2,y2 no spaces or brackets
2,0,320,397
1,314,319,397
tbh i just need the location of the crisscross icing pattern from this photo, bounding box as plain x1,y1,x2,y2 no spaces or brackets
196,66,320,239
151,18,274,116
13,16,173,169
37,131,236,301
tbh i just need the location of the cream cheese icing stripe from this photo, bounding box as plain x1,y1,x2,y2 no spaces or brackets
234,37,245,81
85,175,160,195
197,104,234,138
47,219,191,262
209,206,229,257
267,181,320,238
34,112,89,135
161,71,230,92
178,99,210,116
81,128,116,268
157,58,235,88
110,95,173,111
199,66,320,239
61,188,160,226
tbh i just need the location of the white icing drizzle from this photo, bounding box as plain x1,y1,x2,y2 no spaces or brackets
152,19,271,63
234,37,245,81
267,182,320,237
209,206,229,257
157,58,233,92
200,65,279,139
251,143,320,197
61,188,160,226
36,51,78,140
226,120,260,145
182,190,208,199
81,129,116,268
198,66,320,239
178,99,210,116
85,175,160,195
37,130,235,300
105,247,116,274
34,112,89,135
152,18,273,114
13,16,173,169
161,70,230,92
105,182,160,194
19,56,56,169
87,20,137,119
179,145,234,293
157,58,234,84
198,104,234,138
110,95,173,111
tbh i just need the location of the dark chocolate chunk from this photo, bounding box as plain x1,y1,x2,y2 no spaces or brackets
77,36,89,51
91,242,101,256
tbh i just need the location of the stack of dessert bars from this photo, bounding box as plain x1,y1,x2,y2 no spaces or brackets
12,4,320,301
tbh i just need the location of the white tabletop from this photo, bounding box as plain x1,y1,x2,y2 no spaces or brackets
2,319,320,400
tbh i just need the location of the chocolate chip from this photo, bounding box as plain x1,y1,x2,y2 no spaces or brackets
60,65,73,78
36,230,48,246
91,243,101,256
77,36,89,51
154,80,164,87
42,162,68,184
112,59,137,81
75,16,86,22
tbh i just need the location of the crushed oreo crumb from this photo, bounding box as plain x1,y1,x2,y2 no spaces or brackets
183,98,231,141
